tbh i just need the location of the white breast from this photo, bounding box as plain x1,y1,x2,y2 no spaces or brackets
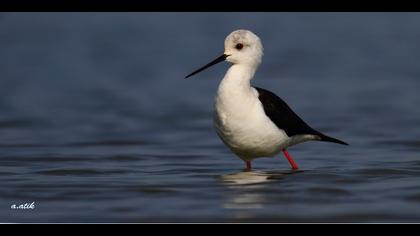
213,69,290,160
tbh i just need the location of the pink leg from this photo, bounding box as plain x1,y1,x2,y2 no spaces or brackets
282,149,299,170
245,160,252,170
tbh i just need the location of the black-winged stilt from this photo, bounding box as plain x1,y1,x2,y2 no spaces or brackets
186,29,348,171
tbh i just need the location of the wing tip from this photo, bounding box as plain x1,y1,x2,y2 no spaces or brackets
319,135,349,146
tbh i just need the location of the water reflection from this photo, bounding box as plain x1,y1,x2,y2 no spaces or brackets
219,170,302,212
219,170,300,185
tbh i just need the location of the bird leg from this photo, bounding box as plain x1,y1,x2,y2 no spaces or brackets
245,160,252,170
282,149,299,170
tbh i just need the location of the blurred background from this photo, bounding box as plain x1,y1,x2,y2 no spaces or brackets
1,13,420,222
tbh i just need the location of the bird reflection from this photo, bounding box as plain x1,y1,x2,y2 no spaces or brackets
219,169,300,185
219,170,302,213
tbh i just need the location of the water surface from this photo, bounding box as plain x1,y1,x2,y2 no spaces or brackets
1,13,420,222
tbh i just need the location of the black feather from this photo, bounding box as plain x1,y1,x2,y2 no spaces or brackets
255,87,348,145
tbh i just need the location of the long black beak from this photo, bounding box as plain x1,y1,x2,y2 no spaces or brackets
185,54,228,79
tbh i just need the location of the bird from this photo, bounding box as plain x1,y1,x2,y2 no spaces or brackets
185,29,348,171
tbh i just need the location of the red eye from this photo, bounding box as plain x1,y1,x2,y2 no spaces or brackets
235,43,244,50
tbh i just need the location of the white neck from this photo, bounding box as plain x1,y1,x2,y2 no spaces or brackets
215,64,259,114
219,64,257,91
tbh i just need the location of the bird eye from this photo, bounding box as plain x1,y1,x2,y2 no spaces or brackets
235,43,244,50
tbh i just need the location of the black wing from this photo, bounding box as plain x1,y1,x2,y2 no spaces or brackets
255,87,348,145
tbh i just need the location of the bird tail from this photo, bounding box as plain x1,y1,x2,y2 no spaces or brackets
318,134,349,146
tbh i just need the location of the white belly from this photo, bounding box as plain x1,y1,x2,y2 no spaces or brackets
214,87,290,161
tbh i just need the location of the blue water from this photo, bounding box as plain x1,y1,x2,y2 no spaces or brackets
1,12,420,222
